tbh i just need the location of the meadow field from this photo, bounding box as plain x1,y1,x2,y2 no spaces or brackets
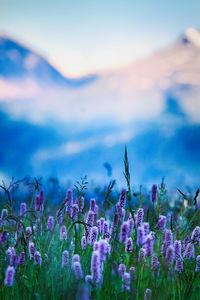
0,150,200,300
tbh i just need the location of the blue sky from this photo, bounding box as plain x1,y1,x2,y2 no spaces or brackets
1,0,200,76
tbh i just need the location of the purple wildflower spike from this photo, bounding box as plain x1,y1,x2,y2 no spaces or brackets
145,235,153,257
18,252,26,265
144,288,152,300
81,236,87,250
100,217,105,234
128,214,134,236
29,242,35,260
151,184,157,204
139,248,146,262
60,225,67,241
94,205,98,224
0,230,7,244
34,195,40,211
1,208,8,226
166,245,174,265
4,266,15,287
125,237,133,253
39,190,44,213
174,240,182,260
164,229,173,247
20,203,27,217
191,226,200,244
73,261,83,280
62,250,69,268
85,210,94,235
137,226,145,246
143,222,149,236
34,251,42,266
93,241,99,251
79,196,84,213
97,220,101,234
103,221,109,239
118,264,126,277
119,189,126,208
184,243,195,259
90,226,98,245
56,210,63,224
99,239,107,262
155,215,166,231
129,267,136,281
66,189,73,214
195,255,200,272
90,198,96,211
26,226,32,239
91,251,101,283
71,204,79,221
72,254,80,269
120,222,129,243
151,254,160,277
121,208,125,223
10,254,18,268
182,234,190,252
175,258,183,273
123,272,130,291
85,275,93,285
47,216,54,231
136,208,144,228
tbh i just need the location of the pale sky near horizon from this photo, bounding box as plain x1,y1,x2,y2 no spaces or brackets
0,0,200,77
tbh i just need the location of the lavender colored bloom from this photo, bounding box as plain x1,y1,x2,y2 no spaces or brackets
191,226,200,244
20,203,27,217
72,254,80,268
29,242,35,260
85,210,94,235
120,222,129,243
0,230,7,244
90,198,96,211
125,237,133,253
166,245,174,265
118,264,126,277
182,234,190,252
138,248,146,262
18,252,26,265
91,251,101,283
121,208,125,223
137,226,145,246
47,216,54,231
128,214,134,236
184,243,195,259
56,210,63,224
60,225,67,241
85,275,93,285
4,266,15,287
164,229,173,247
151,254,160,277
175,258,183,273
144,288,152,300
73,261,83,280
145,235,153,257
123,272,130,291
103,221,109,239
6,247,15,260
174,240,182,260
66,189,73,214
1,208,8,226
155,215,166,231
99,239,107,262
100,217,105,234
90,226,98,245
143,223,149,236
97,220,101,234
195,255,200,272
129,267,136,281
34,194,41,211
136,208,144,228
10,254,18,268
71,204,79,221
151,184,157,204
161,242,167,256
39,190,44,213
62,250,69,268
119,189,126,208
81,236,87,250
94,205,98,224
34,251,42,266
26,226,32,239
93,241,99,251
79,196,84,213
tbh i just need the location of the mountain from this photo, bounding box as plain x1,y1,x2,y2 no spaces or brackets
0,33,97,87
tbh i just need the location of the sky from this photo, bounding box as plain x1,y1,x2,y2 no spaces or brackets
0,0,200,77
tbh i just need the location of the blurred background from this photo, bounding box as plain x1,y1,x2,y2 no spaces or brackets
0,0,200,188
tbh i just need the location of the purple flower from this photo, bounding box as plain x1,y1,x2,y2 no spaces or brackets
81,236,87,250
119,189,126,208
6,247,15,262
1,208,8,226
72,254,80,268
138,248,146,262
94,205,98,224
79,197,84,213
4,266,15,287
47,216,54,231
195,255,200,272
151,185,157,204
20,203,27,217
123,272,130,291
103,221,109,239
143,222,149,236
125,237,133,253
100,217,105,234
155,215,166,231
191,226,200,244
120,222,129,243
34,195,41,211
97,220,101,234
137,226,145,246
29,242,36,260
34,251,42,266
136,208,144,228
145,235,153,257
91,251,101,283
129,267,136,281
144,288,152,300
56,210,63,224
99,239,107,262
175,258,183,273
151,254,160,277
164,229,173,247
18,252,26,265
39,190,44,213
128,214,134,236
0,230,7,244
93,241,99,251
60,225,67,241
71,204,79,221
26,227,32,239
73,262,83,280
90,198,96,211
85,210,94,235
62,250,69,268
90,226,98,245
85,274,93,285
174,240,182,260
184,243,195,260
66,189,73,214
121,208,125,223
166,245,174,266
182,234,190,252
10,254,18,268
118,263,126,277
